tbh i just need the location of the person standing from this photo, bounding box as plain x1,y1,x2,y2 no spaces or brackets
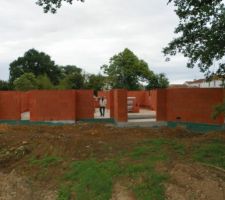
99,97,107,117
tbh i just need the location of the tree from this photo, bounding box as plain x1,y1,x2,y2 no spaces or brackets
13,73,38,91
164,0,225,79
146,73,169,90
9,49,61,85
57,66,85,89
36,0,84,13
101,48,154,90
36,74,54,89
60,65,83,78
165,0,225,118
85,73,106,94
0,80,12,91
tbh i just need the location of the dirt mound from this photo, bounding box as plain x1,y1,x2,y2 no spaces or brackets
0,171,57,200
166,163,225,200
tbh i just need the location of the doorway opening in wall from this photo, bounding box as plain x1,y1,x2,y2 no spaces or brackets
21,111,30,121
94,93,111,119
127,91,157,125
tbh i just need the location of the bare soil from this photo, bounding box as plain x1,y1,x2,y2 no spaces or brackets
0,123,224,200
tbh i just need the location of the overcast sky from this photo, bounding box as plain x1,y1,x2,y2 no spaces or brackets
0,0,206,84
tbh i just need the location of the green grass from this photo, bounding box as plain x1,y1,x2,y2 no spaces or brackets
56,138,186,200
130,138,186,160
63,159,120,200
192,139,225,169
57,186,71,200
30,155,62,168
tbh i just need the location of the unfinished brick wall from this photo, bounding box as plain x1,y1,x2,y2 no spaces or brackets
29,90,76,121
76,90,94,120
156,89,167,121
113,89,128,122
0,92,21,120
127,91,145,106
148,90,157,110
109,90,114,118
157,88,225,125
21,92,30,113
127,90,158,110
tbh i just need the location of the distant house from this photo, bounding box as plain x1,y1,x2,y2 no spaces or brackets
184,78,224,88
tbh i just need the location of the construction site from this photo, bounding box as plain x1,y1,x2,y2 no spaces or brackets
0,88,224,200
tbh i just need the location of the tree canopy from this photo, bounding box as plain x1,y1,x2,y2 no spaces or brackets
85,73,106,94
57,65,85,89
164,0,225,79
13,73,38,91
101,48,169,90
9,49,61,85
36,0,84,13
0,80,11,91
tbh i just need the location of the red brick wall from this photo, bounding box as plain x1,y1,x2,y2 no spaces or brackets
148,90,157,110
21,92,30,113
109,90,114,118
0,91,21,120
114,89,127,122
164,88,224,124
76,90,94,120
30,90,76,121
127,91,145,106
156,89,167,121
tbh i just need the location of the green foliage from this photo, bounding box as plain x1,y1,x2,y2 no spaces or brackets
60,65,82,78
36,0,84,13
58,74,84,89
165,0,225,79
85,73,106,94
146,73,169,90
30,155,62,168
212,101,225,119
57,65,85,89
0,80,12,90
36,74,54,89
101,48,155,90
192,139,225,169
64,159,119,200
9,49,61,85
13,73,38,91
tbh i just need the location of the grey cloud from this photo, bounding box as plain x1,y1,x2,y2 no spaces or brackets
0,0,205,83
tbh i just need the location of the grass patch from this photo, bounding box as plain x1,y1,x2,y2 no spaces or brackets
63,159,120,200
192,139,225,169
57,138,186,200
57,186,71,200
123,159,168,200
130,138,185,160
30,155,62,168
